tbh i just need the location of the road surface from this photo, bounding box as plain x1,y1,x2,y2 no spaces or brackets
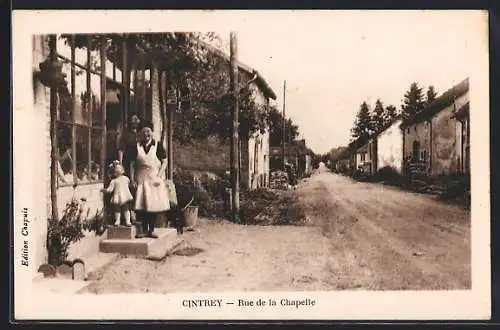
298,166,470,290
82,167,470,293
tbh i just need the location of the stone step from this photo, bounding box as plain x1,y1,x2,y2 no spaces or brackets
107,225,136,240
99,228,183,257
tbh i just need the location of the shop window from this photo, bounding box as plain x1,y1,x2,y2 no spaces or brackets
56,44,104,187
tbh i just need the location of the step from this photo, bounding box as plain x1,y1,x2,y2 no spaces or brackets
107,225,136,240
99,228,182,257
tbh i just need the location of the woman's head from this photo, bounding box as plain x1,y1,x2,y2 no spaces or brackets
129,114,141,130
139,121,154,142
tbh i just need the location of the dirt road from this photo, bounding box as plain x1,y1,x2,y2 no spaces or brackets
82,167,470,294
299,167,470,290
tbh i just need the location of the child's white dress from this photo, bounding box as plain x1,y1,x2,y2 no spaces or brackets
105,175,133,205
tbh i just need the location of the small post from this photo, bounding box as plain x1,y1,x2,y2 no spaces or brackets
229,32,240,223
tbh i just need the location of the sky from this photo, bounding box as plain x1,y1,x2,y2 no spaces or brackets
216,11,486,154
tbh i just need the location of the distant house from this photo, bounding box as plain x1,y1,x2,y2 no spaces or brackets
376,118,404,174
352,137,377,175
401,78,469,176
269,139,312,178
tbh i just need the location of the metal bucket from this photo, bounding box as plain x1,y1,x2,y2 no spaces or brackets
183,205,199,229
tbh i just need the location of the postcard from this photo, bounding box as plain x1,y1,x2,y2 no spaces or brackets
12,9,490,320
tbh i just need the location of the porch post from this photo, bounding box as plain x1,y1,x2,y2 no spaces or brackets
49,34,59,222
70,35,77,186
86,37,92,176
121,35,129,127
100,36,107,219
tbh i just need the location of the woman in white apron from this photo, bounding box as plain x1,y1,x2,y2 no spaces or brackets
129,121,170,238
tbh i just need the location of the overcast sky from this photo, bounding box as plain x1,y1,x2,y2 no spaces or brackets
217,11,485,154
15,10,486,155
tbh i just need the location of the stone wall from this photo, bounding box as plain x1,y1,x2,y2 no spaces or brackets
430,92,469,176
402,91,468,176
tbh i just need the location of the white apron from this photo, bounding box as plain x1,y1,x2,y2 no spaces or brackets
134,142,170,212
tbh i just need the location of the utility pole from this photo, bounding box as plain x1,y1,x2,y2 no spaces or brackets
229,32,240,223
282,80,286,170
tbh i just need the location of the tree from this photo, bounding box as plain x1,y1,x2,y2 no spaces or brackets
268,105,299,146
383,105,398,126
425,85,438,106
208,87,270,142
401,82,425,120
371,99,385,133
351,101,373,140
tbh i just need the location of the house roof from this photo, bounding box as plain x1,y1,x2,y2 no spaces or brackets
376,116,404,136
356,144,368,153
202,42,277,100
451,101,470,120
402,77,469,127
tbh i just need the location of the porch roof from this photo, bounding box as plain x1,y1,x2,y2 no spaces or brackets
102,34,277,101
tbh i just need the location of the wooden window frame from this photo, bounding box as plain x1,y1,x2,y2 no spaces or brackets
56,35,107,188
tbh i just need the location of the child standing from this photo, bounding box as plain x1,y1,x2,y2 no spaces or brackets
101,162,133,227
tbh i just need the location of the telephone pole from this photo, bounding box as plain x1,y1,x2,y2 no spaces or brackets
282,80,286,170
229,32,240,223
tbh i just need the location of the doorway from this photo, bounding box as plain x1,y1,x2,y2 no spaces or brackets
412,141,420,163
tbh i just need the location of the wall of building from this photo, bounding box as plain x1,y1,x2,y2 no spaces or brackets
402,91,468,176
430,92,469,176
403,120,431,170
304,155,312,174
31,35,52,272
247,129,269,189
174,137,229,173
377,120,403,173
241,82,270,190
30,35,124,273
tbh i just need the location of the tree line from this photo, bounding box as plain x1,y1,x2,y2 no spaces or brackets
321,82,438,164
350,82,437,142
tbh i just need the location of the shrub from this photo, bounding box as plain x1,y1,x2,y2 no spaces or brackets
47,198,104,266
438,174,471,204
239,188,307,225
173,168,229,218
376,166,405,186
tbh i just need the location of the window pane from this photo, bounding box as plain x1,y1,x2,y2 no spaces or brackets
75,126,90,183
58,89,73,122
91,73,102,126
90,128,103,181
57,122,74,185
74,71,89,125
